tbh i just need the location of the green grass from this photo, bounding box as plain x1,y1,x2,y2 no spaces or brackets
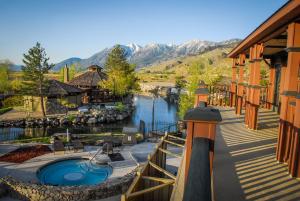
0,107,12,115
14,136,51,144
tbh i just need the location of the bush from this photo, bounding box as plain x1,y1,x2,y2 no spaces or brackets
136,133,144,142
66,114,76,122
116,102,125,112
2,96,24,107
0,107,12,115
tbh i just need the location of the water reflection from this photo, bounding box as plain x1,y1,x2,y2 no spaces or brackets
0,95,178,141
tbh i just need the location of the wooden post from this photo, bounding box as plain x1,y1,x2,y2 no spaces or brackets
245,44,263,130
266,61,276,109
276,22,300,179
236,54,245,115
183,106,222,180
194,81,209,107
230,59,238,107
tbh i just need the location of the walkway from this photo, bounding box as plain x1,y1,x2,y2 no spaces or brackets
214,107,300,201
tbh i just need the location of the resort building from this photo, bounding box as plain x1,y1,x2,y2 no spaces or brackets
68,65,114,104
122,1,300,201
24,79,82,114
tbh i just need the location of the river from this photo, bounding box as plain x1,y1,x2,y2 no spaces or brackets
0,95,178,141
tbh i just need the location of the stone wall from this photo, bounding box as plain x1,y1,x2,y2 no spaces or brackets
0,172,135,201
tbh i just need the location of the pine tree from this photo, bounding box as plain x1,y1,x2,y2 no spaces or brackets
100,45,139,98
0,62,10,93
22,42,54,117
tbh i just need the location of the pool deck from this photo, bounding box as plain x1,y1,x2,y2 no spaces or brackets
0,141,181,182
0,145,140,183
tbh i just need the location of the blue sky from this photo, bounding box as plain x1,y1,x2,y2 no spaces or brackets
0,0,287,64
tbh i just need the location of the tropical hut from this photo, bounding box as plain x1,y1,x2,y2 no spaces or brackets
24,79,82,114
68,65,114,104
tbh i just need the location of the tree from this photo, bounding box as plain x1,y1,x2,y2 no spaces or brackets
177,62,223,119
0,62,10,93
175,76,186,90
22,42,54,117
100,45,139,98
59,63,80,82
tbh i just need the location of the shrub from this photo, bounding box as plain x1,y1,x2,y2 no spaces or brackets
136,133,144,142
116,102,125,112
0,107,12,115
2,96,24,107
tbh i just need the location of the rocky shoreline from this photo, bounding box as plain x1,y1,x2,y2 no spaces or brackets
0,105,134,128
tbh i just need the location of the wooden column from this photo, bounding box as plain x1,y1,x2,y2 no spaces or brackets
276,22,300,179
183,106,222,181
245,44,263,130
236,54,246,115
229,59,238,107
266,61,276,109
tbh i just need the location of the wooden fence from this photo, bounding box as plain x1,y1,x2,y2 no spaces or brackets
122,133,185,201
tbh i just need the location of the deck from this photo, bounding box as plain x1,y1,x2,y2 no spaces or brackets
214,107,300,201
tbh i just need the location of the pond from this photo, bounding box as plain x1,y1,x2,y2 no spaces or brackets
0,95,178,142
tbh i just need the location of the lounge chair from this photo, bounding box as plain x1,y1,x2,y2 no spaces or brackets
53,140,65,154
72,139,84,152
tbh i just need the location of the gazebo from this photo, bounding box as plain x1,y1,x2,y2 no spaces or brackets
68,65,113,104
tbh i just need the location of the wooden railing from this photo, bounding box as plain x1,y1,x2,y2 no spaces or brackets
208,85,231,106
121,133,186,201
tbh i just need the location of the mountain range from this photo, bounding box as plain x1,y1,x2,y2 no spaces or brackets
53,38,240,71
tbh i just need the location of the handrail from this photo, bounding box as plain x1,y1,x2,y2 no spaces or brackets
122,133,185,201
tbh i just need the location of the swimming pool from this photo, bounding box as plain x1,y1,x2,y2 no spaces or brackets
37,159,112,186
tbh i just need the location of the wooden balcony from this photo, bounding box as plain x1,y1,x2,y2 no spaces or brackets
213,107,300,201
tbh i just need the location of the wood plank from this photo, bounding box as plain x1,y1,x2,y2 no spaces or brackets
127,181,174,199
158,148,181,158
149,161,176,180
142,176,174,183
168,135,186,141
164,139,185,147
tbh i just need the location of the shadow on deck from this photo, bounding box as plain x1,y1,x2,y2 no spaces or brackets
214,107,300,201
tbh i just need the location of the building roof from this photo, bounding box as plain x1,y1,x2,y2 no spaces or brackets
47,79,82,96
68,65,107,87
228,1,300,58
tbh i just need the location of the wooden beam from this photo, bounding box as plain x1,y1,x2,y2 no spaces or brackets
126,174,142,196
149,161,176,180
164,139,185,148
158,148,182,158
142,176,174,183
228,1,300,58
127,181,174,199
168,135,186,142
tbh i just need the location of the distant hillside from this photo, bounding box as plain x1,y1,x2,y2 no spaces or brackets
52,39,241,71
137,44,238,84
52,57,82,71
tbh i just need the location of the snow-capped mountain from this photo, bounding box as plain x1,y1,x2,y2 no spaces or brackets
53,38,240,71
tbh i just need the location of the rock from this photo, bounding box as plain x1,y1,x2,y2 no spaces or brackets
87,117,96,124
116,114,124,121
0,182,7,198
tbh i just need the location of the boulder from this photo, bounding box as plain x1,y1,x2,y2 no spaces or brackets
87,117,96,124
116,114,124,121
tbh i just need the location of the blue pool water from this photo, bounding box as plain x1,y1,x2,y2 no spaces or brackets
37,159,112,186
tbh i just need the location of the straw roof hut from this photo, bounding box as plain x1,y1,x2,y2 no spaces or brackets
47,79,82,98
68,65,107,89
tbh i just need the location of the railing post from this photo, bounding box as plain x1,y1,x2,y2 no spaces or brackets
183,103,222,200
194,80,209,107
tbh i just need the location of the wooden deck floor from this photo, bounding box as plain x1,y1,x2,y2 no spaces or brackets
214,107,300,201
